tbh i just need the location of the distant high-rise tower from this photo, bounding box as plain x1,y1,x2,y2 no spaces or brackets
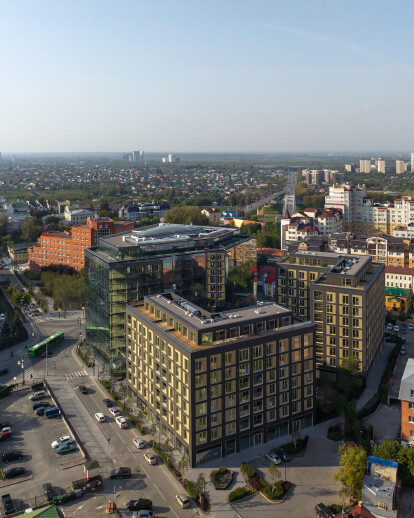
396,159,405,174
411,152,414,171
376,158,386,174
133,150,144,162
0,152,2,164
359,159,371,173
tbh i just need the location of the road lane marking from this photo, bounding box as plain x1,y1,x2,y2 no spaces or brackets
154,483,166,500
171,507,180,518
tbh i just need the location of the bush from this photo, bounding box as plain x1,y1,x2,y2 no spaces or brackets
248,477,264,492
329,504,343,514
240,462,256,479
186,480,201,500
228,487,252,503
263,481,283,500
281,435,309,455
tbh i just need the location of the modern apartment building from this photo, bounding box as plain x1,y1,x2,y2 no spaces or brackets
29,217,134,272
360,159,372,173
396,159,405,174
126,293,315,466
85,224,256,368
325,183,414,235
376,158,386,173
275,250,384,374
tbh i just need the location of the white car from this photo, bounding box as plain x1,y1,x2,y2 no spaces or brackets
115,416,128,429
265,452,282,464
386,323,393,331
51,435,72,449
409,324,414,331
109,407,122,417
1,427,12,435
29,390,46,400
95,412,105,423
133,437,145,449
144,453,157,465
394,325,400,332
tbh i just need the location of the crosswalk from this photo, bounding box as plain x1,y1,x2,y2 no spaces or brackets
32,316,49,324
65,369,89,380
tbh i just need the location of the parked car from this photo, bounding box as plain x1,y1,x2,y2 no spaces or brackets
35,407,48,416
132,511,156,518
0,368,9,376
56,443,76,455
409,324,414,331
401,346,406,355
78,385,88,394
103,398,114,407
29,390,46,401
176,494,190,508
133,438,145,449
51,435,73,449
265,452,282,464
386,323,393,331
115,416,128,428
4,467,26,479
109,407,122,417
95,413,105,423
144,453,157,465
42,483,55,501
31,382,44,391
33,401,50,410
109,467,131,479
41,351,53,358
315,502,336,518
0,431,11,441
394,325,400,332
1,427,12,435
0,421,11,428
125,498,153,512
1,494,16,515
44,406,60,418
1,451,23,463
275,448,291,462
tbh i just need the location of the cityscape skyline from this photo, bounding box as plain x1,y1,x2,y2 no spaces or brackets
2,0,414,153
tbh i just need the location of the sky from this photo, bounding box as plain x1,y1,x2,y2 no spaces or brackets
1,0,413,153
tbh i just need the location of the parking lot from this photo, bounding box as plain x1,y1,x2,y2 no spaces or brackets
0,388,84,512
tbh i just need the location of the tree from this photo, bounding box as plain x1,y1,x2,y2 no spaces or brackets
1,321,11,337
164,206,209,226
149,423,157,439
340,357,360,373
373,440,414,485
0,215,8,237
21,217,42,242
335,396,357,438
162,440,173,464
178,454,190,479
334,445,367,502
22,292,31,306
268,461,282,489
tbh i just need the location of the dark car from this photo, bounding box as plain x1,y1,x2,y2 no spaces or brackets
33,401,50,410
35,407,48,416
275,448,291,462
125,499,153,512
0,367,9,376
42,482,55,501
103,398,114,407
109,467,131,479
1,450,23,463
0,421,11,428
0,431,11,441
79,385,88,394
4,467,26,479
31,382,44,391
41,351,53,358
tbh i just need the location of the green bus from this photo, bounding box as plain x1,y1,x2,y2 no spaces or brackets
28,332,65,357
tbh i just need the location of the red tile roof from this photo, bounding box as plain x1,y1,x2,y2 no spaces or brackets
385,266,414,276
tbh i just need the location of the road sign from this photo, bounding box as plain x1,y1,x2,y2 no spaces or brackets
53,363,56,368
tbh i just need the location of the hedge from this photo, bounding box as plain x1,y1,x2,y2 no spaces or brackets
240,462,256,479
263,481,283,500
228,487,254,502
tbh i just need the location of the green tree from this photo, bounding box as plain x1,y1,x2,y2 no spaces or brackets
340,357,360,373
373,440,414,485
22,292,31,306
164,206,209,226
335,396,357,437
0,215,9,237
334,445,367,502
178,454,190,479
21,217,42,242
268,461,282,489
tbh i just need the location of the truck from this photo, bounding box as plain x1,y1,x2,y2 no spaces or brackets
44,406,60,418
2,493,16,515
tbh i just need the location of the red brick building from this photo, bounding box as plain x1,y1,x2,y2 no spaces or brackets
399,358,414,445
29,217,134,272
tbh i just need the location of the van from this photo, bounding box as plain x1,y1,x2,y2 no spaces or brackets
315,503,335,518
44,406,60,419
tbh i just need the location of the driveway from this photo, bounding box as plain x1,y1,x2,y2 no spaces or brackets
231,437,340,518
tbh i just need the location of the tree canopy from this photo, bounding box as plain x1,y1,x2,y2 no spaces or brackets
334,445,367,501
164,206,209,226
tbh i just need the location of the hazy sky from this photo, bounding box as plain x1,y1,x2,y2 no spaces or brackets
1,0,413,153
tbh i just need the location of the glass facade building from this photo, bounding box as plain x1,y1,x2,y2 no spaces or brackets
85,224,256,369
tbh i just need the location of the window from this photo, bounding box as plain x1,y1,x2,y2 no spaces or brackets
239,348,249,362
253,345,263,358
195,360,203,373
409,416,414,423
253,360,263,372
225,351,235,365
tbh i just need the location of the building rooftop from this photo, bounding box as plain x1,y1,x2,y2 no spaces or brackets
398,358,414,401
145,292,290,331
